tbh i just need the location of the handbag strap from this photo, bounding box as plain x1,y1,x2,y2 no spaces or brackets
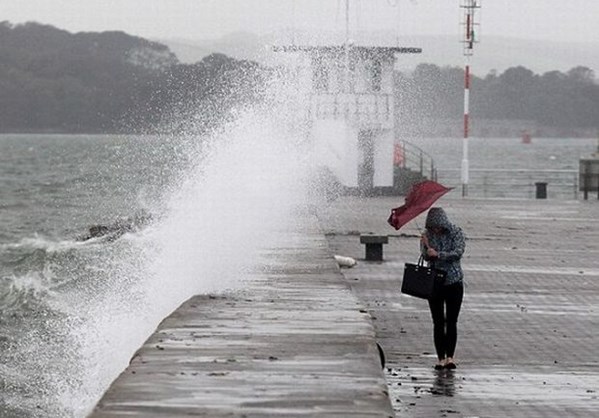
418,254,434,268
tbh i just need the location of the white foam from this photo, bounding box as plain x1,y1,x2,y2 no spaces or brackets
59,105,313,416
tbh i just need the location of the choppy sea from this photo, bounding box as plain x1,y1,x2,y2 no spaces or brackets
0,112,312,418
0,132,595,417
410,137,597,198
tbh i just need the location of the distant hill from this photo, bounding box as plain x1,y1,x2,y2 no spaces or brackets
161,32,267,65
1,22,597,135
159,31,599,137
0,21,176,132
160,32,599,77
0,22,266,133
396,35,599,77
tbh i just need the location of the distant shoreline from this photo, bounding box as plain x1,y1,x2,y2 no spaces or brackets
0,131,596,140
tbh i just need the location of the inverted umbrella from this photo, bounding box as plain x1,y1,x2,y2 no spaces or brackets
387,180,453,230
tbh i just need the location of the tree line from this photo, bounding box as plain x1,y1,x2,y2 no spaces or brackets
1,22,598,134
0,22,266,134
396,63,599,132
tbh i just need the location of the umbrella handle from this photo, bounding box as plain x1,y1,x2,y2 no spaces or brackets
415,220,423,234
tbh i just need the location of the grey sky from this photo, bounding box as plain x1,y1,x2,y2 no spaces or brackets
3,0,599,44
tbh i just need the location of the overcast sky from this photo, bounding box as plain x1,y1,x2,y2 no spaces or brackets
3,0,599,45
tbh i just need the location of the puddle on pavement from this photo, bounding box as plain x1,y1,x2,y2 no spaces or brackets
385,365,599,415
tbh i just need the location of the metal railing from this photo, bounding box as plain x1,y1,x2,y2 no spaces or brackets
437,168,579,199
395,140,438,181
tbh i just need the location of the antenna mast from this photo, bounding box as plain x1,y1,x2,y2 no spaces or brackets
291,0,296,44
345,0,351,92
460,0,481,197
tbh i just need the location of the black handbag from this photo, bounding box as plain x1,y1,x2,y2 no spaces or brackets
401,257,447,299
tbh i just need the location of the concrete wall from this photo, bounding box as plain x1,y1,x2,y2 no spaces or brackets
373,129,394,187
313,119,359,187
313,120,394,188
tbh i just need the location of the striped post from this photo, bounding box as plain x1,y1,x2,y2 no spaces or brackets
461,0,477,197
461,60,470,197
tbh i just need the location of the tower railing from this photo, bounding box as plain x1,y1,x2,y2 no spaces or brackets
309,92,392,125
437,168,579,199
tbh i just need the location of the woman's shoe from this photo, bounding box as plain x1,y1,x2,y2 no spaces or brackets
434,364,445,370
444,361,457,369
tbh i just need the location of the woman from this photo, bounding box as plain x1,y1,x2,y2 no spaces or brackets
420,207,466,370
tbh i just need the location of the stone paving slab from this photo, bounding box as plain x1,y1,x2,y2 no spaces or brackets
90,215,393,417
319,196,599,418
92,196,599,418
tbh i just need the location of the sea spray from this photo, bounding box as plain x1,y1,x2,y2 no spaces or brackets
150,111,309,297
0,55,320,416
57,105,312,416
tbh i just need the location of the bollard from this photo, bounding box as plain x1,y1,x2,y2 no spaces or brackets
579,159,599,200
535,182,547,199
359,234,388,261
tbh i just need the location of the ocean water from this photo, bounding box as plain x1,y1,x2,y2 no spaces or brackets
0,130,595,417
412,137,596,171
406,137,597,198
0,111,312,417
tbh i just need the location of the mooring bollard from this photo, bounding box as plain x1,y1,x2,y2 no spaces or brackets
535,182,547,199
359,234,388,261
579,158,599,200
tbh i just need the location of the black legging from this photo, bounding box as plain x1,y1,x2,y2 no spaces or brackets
428,282,464,360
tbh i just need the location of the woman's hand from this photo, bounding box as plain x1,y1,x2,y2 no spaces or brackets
420,233,430,248
422,233,438,258
427,247,439,258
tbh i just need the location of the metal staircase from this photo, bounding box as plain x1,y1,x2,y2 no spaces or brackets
393,140,438,195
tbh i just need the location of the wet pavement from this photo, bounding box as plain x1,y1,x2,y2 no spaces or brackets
319,196,599,417
91,196,598,417
90,212,393,417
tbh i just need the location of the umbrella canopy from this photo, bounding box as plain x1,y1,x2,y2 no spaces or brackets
387,180,453,230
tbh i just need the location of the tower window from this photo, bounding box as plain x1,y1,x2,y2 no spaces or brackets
313,63,329,92
371,59,382,92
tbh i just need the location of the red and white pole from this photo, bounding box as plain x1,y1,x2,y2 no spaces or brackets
461,2,475,197
461,58,470,197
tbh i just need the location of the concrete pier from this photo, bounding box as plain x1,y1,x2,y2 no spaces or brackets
320,196,599,417
90,213,392,417
92,196,599,417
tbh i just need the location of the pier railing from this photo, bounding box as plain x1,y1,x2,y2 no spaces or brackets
395,140,438,181
437,168,579,199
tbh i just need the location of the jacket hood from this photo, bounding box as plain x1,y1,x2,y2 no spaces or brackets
425,207,451,230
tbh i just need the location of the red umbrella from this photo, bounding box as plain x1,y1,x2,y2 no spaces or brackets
387,180,453,230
